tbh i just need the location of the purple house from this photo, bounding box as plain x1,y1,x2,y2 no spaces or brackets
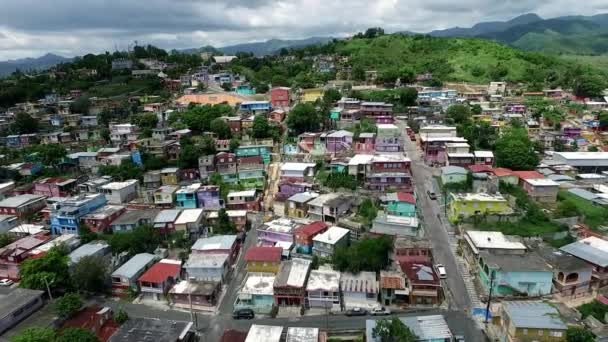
562,126,582,139
256,218,300,247
276,181,315,202
354,133,375,154
325,130,353,153
197,185,224,211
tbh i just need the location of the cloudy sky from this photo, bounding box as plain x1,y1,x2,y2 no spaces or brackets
1,0,608,60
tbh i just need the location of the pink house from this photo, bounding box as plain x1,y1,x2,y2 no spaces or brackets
0,233,51,280
270,87,291,108
354,133,375,154
33,178,77,198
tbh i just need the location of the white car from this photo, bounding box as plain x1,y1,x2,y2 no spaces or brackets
435,264,447,279
0,279,14,286
371,307,391,316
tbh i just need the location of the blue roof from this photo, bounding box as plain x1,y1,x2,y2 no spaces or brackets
112,253,156,279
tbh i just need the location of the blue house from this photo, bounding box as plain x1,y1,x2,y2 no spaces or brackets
235,145,272,164
176,183,201,209
50,193,107,235
477,251,553,297
6,135,21,148
381,192,417,217
234,84,255,95
239,101,271,114
50,115,64,127
234,273,275,314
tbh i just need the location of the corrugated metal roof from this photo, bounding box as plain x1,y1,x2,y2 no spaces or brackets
112,253,156,279
503,301,567,330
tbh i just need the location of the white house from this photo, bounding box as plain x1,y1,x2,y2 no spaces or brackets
99,180,139,204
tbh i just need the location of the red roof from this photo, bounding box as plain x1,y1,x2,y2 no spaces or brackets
220,330,247,342
138,259,181,284
468,164,493,173
399,261,439,285
244,246,282,262
511,171,544,180
62,306,119,342
491,167,514,177
295,221,328,237
380,274,404,289
396,192,416,204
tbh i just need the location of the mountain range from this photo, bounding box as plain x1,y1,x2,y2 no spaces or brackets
0,53,72,77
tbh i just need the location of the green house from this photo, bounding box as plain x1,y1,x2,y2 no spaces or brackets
381,192,417,217
235,145,272,164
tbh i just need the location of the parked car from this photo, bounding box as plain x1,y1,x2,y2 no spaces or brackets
435,264,447,279
232,308,255,320
345,307,368,316
371,307,391,316
427,190,437,200
0,279,14,286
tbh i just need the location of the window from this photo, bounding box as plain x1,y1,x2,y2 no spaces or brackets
550,331,562,337
522,329,528,335
538,330,543,336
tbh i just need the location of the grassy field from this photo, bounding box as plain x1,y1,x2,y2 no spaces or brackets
562,54,608,72
558,190,608,229
578,300,608,323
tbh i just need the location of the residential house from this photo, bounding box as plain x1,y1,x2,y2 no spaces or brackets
273,258,312,307
361,102,393,122
240,101,271,115
307,193,353,223
0,288,45,335
111,253,157,296
235,145,271,165
176,183,201,209
440,166,468,185
197,185,224,211
286,192,319,219
257,218,299,248
448,193,513,223
536,247,593,299
152,209,181,234
81,205,126,233
340,271,379,309
207,210,247,232
234,273,276,314
216,152,238,184
312,226,349,258
354,132,376,154
174,209,205,237
285,327,325,342
234,84,255,95
184,253,230,283
371,214,420,237
67,152,100,173
137,259,182,301
276,181,315,202
379,271,407,306
226,189,262,211
521,178,559,203
0,233,51,280
50,194,107,235
306,267,341,310
110,209,159,233
325,130,353,153
501,301,567,342
463,230,527,264
552,152,608,173
160,167,180,185
301,88,323,103
560,237,608,289
0,194,46,218
191,235,239,265
269,109,286,123
99,180,139,204
280,163,316,182
0,215,18,234
420,136,467,165
111,59,133,70
365,155,412,192
399,261,442,305
169,280,221,310
198,155,216,181
154,185,178,208
108,317,193,342
392,237,433,263
109,123,138,146
245,246,282,273
293,221,329,254
492,168,519,185
477,250,553,297
33,178,77,198
237,156,265,189
366,315,454,342
68,241,111,265
474,151,494,166
270,87,290,108
375,124,401,152
380,192,416,217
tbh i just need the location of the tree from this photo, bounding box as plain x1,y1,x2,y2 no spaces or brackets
471,104,482,115
70,96,91,114
200,136,217,155
323,88,341,106
132,112,158,129
56,328,98,342
358,198,378,225
221,82,232,91
10,112,39,134
30,144,67,167
98,160,143,181
71,255,108,293
287,103,320,135
20,246,72,292
494,127,540,171
11,327,56,342
446,104,472,125
398,66,415,84
396,87,418,107
214,208,237,234
114,310,129,325
332,236,392,273
378,68,399,86
178,143,201,169
54,293,82,319
556,199,581,218
572,73,606,98
372,318,417,342
352,66,366,82
323,172,357,191
209,118,231,139
588,145,599,152
0,234,15,248
251,115,273,139
566,327,595,342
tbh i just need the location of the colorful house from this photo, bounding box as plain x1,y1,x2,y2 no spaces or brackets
293,221,329,254
354,133,375,154
381,192,416,217
325,130,353,153
234,84,255,95
33,178,77,198
270,87,291,108
235,145,271,165
80,205,126,233
50,194,107,235
273,258,312,307
111,253,157,296
286,192,319,219
365,155,412,192
448,193,512,223
216,152,238,184
301,88,323,103
245,246,282,273
239,101,271,114
276,181,315,202
257,218,300,247
280,163,316,182
175,183,201,209
138,259,182,301
160,167,179,185
196,185,224,211
375,124,402,153
501,301,567,342
234,273,276,314
226,189,262,211
440,166,468,185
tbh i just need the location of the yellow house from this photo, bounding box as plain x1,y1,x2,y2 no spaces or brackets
448,193,512,223
160,167,179,185
502,301,567,342
301,88,323,103
244,246,282,273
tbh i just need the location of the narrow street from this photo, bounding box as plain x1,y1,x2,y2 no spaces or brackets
399,121,473,312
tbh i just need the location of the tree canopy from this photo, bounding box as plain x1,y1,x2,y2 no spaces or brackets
372,318,418,342
494,127,540,170
19,245,72,292
286,103,321,135
54,293,83,319
209,118,232,139
213,208,237,234
332,236,392,273
70,255,108,293
10,113,39,134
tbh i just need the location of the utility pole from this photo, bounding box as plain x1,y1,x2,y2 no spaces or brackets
188,289,198,330
43,276,53,300
484,271,495,324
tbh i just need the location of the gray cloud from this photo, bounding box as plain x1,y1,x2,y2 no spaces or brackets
0,0,606,60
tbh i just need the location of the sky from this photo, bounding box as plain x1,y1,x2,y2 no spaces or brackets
1,0,608,60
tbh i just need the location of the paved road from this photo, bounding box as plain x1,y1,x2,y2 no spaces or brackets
399,121,473,312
